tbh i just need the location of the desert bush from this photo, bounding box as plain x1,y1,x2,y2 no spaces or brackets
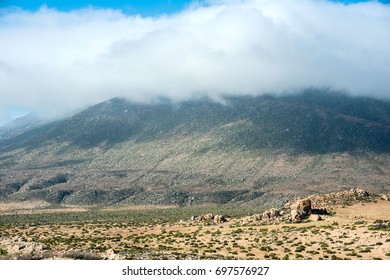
259,246,273,252
295,245,306,252
360,247,372,253
0,248,7,256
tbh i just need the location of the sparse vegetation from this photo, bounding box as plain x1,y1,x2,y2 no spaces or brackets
1,183,389,260
0,91,389,209
0,247,7,256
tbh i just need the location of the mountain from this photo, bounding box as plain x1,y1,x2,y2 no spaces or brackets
0,113,46,140
0,89,389,208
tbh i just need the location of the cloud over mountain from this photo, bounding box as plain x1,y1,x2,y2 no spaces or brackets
0,0,389,120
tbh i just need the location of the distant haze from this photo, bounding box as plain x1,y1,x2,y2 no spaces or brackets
0,0,389,123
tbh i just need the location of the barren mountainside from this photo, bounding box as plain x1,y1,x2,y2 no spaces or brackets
0,89,389,207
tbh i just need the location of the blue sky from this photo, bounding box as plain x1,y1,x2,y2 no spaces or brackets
0,0,389,125
1,0,195,15
1,0,389,15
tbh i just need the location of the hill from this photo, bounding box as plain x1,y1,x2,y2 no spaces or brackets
0,89,389,208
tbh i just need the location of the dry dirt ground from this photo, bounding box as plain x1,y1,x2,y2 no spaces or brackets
0,200,174,215
1,199,389,260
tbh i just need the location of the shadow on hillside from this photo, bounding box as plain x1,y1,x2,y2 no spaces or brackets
0,89,389,155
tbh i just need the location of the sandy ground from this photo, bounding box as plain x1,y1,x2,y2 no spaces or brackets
0,201,178,215
1,200,389,260
0,200,90,215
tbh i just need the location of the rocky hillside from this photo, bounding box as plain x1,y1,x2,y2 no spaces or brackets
0,89,389,207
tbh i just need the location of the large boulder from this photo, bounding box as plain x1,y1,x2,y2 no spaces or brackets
291,209,304,221
290,198,312,214
309,214,322,222
197,213,214,221
261,208,280,221
104,248,121,260
381,194,390,201
251,214,263,221
213,214,228,224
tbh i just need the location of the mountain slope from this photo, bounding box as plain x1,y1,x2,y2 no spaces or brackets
0,89,389,207
0,113,46,141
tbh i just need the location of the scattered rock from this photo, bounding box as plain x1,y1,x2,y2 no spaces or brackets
0,238,48,259
106,248,116,255
191,213,228,223
251,214,263,221
62,250,102,260
104,248,121,260
349,188,370,198
261,208,280,221
213,214,228,223
381,194,390,201
201,213,214,221
309,214,322,222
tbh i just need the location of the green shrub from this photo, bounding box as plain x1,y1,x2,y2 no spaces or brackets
295,245,306,252
0,248,7,256
259,246,273,252
360,248,372,253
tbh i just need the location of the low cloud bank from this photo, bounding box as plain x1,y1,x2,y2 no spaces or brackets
0,0,389,121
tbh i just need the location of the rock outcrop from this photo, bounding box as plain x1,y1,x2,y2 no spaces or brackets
287,198,313,221
283,188,375,221
290,209,303,221
199,188,376,226
302,188,373,208
381,194,390,201
191,213,228,224
0,237,126,260
261,208,280,221
289,198,312,214
0,238,48,259
213,214,228,224
241,208,284,224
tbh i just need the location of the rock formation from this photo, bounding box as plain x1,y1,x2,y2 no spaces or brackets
289,198,312,213
309,214,322,222
191,213,228,224
381,194,390,201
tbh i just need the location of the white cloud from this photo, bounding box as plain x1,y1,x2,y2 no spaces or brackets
0,0,389,122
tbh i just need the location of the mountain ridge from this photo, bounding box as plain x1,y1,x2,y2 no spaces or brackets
0,89,389,208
